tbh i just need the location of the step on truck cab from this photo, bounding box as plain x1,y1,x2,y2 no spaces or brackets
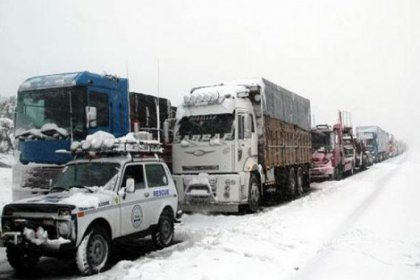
1,131,179,275
172,78,312,213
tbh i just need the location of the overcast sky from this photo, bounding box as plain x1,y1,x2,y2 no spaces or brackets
0,0,418,146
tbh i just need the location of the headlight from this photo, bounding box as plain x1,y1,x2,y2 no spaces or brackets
2,220,11,231
57,221,71,237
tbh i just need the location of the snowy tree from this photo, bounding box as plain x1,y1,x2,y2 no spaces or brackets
0,96,15,152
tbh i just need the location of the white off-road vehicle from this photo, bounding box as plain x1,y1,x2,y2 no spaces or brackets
1,132,179,275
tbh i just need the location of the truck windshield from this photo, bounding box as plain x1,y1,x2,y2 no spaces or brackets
53,162,120,190
311,131,332,151
177,114,234,139
15,86,88,138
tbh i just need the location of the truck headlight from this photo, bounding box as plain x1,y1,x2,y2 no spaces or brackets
2,220,11,231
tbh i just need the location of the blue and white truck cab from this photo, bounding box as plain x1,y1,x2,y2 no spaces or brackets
13,72,130,201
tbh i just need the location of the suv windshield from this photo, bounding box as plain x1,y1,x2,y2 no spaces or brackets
177,114,234,139
53,162,120,191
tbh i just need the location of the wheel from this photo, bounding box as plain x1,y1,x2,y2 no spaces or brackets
303,166,311,192
286,168,296,198
247,174,261,213
333,165,343,180
6,246,40,273
152,210,175,249
296,167,304,196
75,226,110,276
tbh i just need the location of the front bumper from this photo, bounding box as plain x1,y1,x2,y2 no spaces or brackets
1,228,74,253
174,173,246,213
310,166,334,178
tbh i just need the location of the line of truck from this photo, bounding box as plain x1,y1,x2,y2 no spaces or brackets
1,71,406,276
12,72,405,214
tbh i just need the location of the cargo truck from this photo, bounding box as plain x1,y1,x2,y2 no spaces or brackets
356,126,389,162
172,78,312,213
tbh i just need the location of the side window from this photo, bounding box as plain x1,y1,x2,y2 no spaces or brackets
238,114,245,140
122,165,145,190
249,114,255,133
145,164,168,188
90,92,109,127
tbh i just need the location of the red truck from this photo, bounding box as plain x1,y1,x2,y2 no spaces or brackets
310,119,355,181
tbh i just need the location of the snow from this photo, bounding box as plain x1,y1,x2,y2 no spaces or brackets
1,150,420,279
88,152,420,280
60,190,100,209
23,227,71,249
0,167,12,220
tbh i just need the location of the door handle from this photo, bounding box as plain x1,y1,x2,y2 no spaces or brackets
144,192,150,198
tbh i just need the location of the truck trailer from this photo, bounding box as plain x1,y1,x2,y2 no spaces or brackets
356,126,389,162
172,78,312,213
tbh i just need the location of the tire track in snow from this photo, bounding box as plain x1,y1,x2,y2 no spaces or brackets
294,154,408,278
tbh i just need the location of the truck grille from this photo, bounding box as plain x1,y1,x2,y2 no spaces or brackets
182,165,219,171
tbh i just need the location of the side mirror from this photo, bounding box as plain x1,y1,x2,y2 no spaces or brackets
163,119,170,144
85,106,97,128
126,178,135,193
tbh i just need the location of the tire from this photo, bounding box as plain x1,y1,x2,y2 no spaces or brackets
296,167,304,196
247,174,261,213
303,166,311,192
75,226,111,276
6,246,40,273
286,168,296,198
152,210,175,249
333,165,343,180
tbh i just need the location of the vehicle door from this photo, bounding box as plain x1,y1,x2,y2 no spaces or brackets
144,163,174,224
236,111,254,171
119,163,154,236
87,90,111,134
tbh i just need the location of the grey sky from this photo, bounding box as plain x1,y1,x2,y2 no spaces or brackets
0,0,418,146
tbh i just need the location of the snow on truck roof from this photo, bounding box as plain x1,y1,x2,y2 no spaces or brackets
18,71,127,91
186,78,311,131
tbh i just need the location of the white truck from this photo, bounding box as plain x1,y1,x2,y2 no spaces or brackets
172,78,312,213
1,132,179,275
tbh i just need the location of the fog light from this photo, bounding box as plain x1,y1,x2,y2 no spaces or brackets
57,222,70,237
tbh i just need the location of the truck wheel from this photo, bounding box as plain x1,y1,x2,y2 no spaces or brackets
286,168,296,198
6,246,40,273
247,174,261,213
75,226,110,275
333,165,342,180
296,167,304,196
303,166,311,192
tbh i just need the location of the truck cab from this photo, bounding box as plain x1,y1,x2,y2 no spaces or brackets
13,72,129,201
2,132,178,275
173,85,258,212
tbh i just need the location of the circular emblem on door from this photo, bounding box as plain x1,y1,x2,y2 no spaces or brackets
131,205,143,228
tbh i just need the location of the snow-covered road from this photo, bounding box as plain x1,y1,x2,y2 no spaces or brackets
0,150,419,279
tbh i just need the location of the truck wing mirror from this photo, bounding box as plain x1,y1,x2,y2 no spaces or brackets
85,106,97,128
126,178,135,193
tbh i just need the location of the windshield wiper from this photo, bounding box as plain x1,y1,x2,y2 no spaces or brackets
49,186,68,193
